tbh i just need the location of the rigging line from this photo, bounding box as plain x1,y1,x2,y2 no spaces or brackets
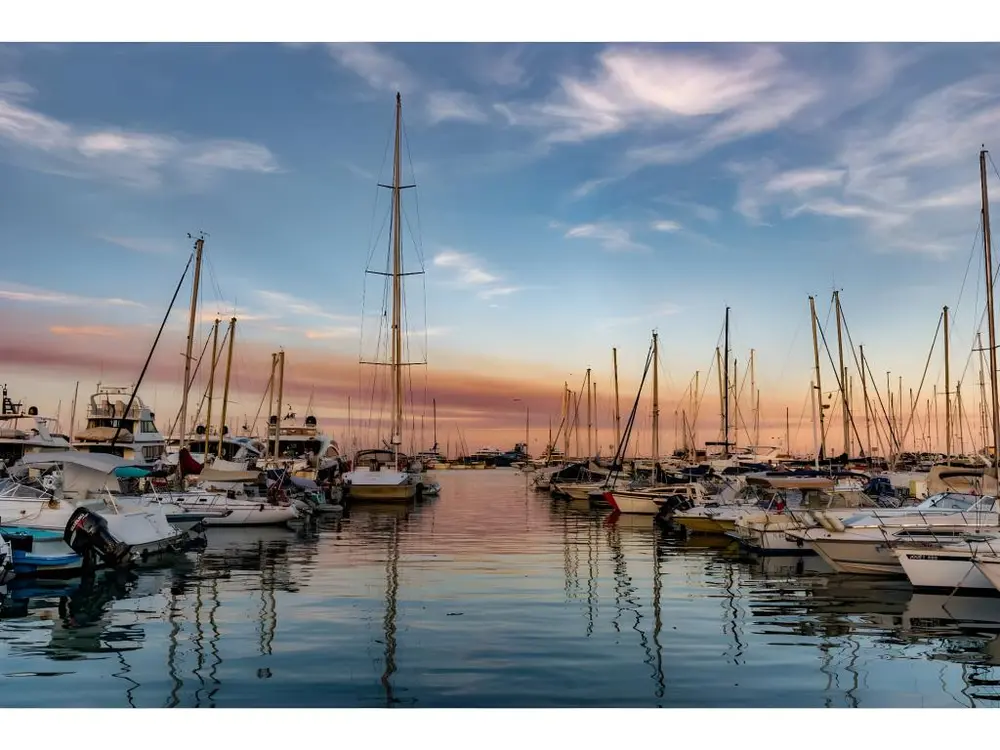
250,366,275,436
840,306,899,453
111,251,193,447
814,299,867,454
957,226,1000,387
165,324,216,437
928,217,982,387
793,383,812,453
401,115,425,261
896,312,945,452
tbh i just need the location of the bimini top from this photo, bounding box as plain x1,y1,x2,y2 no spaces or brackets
19,450,141,474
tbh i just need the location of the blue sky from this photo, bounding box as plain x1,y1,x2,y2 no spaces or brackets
2,42,1000,449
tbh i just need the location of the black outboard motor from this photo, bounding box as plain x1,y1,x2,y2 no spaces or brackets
63,507,132,569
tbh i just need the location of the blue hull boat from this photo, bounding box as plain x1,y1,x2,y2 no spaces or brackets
0,527,83,577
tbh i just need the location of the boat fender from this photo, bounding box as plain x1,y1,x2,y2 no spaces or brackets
797,511,816,528
814,511,836,533
827,515,846,532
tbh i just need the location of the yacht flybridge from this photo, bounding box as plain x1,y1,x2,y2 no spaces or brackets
72,384,166,465
0,384,70,467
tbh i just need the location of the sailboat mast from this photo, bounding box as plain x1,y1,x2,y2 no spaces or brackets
723,308,730,456
652,331,660,466
809,295,826,462
433,398,437,449
391,93,405,459
750,349,757,448
860,344,872,458
586,367,592,457
217,316,237,459
834,290,851,457
204,318,220,459
612,348,621,451
981,147,1000,469
275,350,285,460
178,235,205,447
68,380,79,443
943,305,951,460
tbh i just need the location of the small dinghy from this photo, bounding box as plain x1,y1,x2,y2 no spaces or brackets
1,526,82,578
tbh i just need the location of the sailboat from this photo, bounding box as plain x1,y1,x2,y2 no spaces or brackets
343,93,422,503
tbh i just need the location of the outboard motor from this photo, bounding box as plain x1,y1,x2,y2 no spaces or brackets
63,507,131,569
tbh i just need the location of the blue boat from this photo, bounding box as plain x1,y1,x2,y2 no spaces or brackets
0,526,83,577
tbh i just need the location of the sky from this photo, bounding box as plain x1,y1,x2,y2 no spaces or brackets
2,42,1000,457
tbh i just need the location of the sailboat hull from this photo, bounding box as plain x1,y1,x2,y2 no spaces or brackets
348,484,418,502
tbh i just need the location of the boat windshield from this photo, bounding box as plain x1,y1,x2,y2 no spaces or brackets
916,493,992,511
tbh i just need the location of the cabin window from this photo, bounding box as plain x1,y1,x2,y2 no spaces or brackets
140,420,158,434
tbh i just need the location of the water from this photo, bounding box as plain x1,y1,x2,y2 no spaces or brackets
3,469,1000,707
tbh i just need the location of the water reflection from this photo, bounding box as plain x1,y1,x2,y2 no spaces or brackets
6,470,1000,706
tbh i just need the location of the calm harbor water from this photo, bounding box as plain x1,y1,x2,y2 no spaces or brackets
3,469,1000,708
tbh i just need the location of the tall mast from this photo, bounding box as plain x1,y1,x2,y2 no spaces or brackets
982,147,1000,469
592,382,597,456
586,367,592,457
178,234,205,447
390,92,405,459
68,380,79,442
860,344,872,459
203,318,220,460
652,331,660,467
612,348,621,451
275,350,285,460
834,290,851,456
433,398,437,449
715,347,724,446
750,349,757,448
809,296,826,462
957,382,965,455
563,382,570,457
943,305,952,460
723,308,730,456
217,316,237,459
785,405,790,456
732,358,739,451
979,332,989,453
810,380,820,470
265,352,277,460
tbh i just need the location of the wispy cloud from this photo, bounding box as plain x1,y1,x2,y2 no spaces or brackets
425,91,487,124
97,234,178,255
656,196,721,223
432,248,524,302
49,325,123,338
597,303,682,331
0,283,142,308
255,289,357,322
730,71,1000,255
304,326,360,341
651,220,681,232
563,222,649,252
327,43,417,94
0,92,280,189
432,249,498,285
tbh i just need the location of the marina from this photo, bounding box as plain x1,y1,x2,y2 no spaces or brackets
5,469,1000,708
6,38,1000,715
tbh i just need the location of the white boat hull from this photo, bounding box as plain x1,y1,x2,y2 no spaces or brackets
895,546,995,591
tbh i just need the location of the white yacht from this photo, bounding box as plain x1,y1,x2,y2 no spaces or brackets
0,384,71,468
786,492,1000,575
71,384,166,465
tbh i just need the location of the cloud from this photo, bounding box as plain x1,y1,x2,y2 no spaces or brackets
498,45,815,148
303,326,360,341
0,79,35,101
0,283,142,308
597,303,682,331
327,43,417,94
563,222,648,252
425,90,487,124
651,220,681,232
0,93,280,189
656,197,721,223
49,325,124,338
97,234,178,255
255,290,357,323
730,71,1000,255
432,248,525,303
432,249,498,285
